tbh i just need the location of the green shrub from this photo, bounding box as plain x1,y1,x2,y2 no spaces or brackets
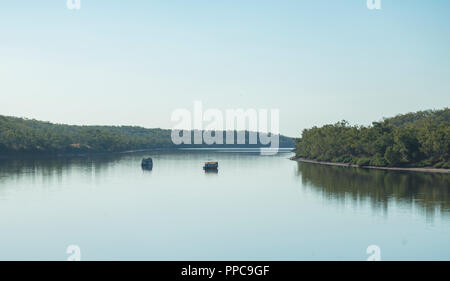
333,155,354,163
384,146,403,166
356,158,371,166
415,160,432,167
370,156,388,167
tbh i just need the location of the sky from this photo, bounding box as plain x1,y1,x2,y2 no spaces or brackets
0,0,449,137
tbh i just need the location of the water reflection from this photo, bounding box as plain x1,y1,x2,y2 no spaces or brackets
0,149,268,190
2,152,449,221
296,162,450,219
0,155,120,184
1,151,450,259
204,169,219,175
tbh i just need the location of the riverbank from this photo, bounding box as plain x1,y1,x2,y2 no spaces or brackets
0,146,296,160
291,157,450,174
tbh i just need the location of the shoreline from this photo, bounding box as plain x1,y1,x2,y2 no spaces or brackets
0,146,295,160
291,157,450,174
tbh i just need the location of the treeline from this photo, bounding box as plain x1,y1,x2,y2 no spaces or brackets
0,115,294,155
295,108,450,168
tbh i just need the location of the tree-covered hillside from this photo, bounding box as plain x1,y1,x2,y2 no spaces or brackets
295,108,450,169
0,115,294,154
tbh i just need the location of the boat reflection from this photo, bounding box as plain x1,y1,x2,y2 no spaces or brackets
204,169,218,174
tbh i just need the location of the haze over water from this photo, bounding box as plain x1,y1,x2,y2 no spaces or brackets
0,149,449,260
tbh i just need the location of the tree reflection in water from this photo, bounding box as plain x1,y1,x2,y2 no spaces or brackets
296,162,450,221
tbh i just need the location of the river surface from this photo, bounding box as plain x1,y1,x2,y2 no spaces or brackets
0,149,449,260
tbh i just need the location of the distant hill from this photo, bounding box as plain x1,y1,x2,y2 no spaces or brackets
295,108,450,169
0,115,294,155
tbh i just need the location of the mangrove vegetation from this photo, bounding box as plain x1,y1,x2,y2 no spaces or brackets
295,108,450,169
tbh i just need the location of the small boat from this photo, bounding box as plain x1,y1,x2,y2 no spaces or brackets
203,161,218,170
141,157,153,170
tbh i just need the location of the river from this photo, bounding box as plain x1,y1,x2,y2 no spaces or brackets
0,149,449,260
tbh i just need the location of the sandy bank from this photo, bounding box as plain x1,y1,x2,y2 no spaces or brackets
291,157,450,174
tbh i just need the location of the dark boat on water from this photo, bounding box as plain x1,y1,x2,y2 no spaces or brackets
203,161,218,170
141,158,153,170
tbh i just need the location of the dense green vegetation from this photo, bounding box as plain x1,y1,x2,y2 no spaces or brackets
0,115,294,155
295,109,450,169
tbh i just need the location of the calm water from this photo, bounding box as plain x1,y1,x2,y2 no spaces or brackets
0,149,449,261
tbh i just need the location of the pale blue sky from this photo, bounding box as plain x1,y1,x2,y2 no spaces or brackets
0,0,449,136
